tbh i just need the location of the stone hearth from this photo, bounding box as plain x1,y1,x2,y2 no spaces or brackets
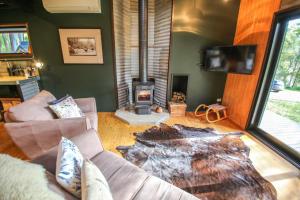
115,107,169,125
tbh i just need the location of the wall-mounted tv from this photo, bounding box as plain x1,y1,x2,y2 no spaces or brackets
204,45,256,74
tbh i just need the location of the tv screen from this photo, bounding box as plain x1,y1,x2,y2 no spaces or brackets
204,45,256,74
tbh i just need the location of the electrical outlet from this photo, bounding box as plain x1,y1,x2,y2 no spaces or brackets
217,98,222,103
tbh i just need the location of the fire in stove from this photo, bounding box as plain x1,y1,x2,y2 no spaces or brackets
137,90,151,101
134,83,154,105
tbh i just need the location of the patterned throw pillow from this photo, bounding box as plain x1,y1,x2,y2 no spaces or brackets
48,94,70,105
81,159,114,200
56,137,83,198
49,96,84,118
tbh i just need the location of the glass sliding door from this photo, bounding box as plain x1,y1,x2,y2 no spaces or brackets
248,7,300,167
259,17,300,153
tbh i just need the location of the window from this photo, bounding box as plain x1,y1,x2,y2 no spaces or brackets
0,24,32,59
248,7,300,168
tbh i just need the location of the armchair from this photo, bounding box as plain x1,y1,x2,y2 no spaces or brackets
4,90,98,159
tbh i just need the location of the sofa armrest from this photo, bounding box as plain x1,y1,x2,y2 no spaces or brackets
32,129,104,174
4,117,91,159
71,129,104,159
74,97,97,113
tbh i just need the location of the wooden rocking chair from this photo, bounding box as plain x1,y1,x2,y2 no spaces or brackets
194,104,227,123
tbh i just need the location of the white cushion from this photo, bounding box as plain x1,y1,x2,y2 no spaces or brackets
56,137,83,197
0,154,63,200
49,96,84,118
81,159,113,200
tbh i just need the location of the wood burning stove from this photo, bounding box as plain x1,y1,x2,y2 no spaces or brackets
132,0,154,115
133,81,154,115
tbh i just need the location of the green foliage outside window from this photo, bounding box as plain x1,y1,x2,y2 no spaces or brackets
0,32,29,54
275,19,300,90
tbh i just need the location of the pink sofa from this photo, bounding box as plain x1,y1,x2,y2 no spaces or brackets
32,129,199,200
3,90,199,199
4,90,98,159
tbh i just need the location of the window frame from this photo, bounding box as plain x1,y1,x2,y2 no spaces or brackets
0,23,33,60
247,6,300,168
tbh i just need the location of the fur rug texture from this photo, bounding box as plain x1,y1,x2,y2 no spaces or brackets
117,124,277,200
0,154,63,200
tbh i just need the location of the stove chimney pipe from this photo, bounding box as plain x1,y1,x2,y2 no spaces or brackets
138,0,148,83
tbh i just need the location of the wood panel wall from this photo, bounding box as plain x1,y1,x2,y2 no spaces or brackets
281,0,300,9
222,0,281,129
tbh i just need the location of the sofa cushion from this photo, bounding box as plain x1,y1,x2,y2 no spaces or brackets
71,129,103,159
33,146,58,175
91,151,149,200
6,90,56,122
91,151,199,200
133,176,199,200
35,149,199,200
32,129,103,174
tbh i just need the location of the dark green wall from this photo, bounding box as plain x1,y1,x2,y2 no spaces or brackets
0,0,116,111
170,32,228,111
169,0,240,111
0,0,240,112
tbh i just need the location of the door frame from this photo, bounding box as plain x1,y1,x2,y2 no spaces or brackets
247,6,300,168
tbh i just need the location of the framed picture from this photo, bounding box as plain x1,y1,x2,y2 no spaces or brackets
59,28,103,64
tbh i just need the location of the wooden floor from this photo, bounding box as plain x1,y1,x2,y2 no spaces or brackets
1,112,300,200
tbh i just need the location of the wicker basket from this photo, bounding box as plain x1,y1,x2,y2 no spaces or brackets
168,102,187,117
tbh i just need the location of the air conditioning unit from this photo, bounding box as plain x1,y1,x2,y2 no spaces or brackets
42,0,101,13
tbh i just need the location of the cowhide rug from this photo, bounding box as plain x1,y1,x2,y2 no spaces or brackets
117,124,277,200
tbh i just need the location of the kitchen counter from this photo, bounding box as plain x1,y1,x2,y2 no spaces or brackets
0,76,40,85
